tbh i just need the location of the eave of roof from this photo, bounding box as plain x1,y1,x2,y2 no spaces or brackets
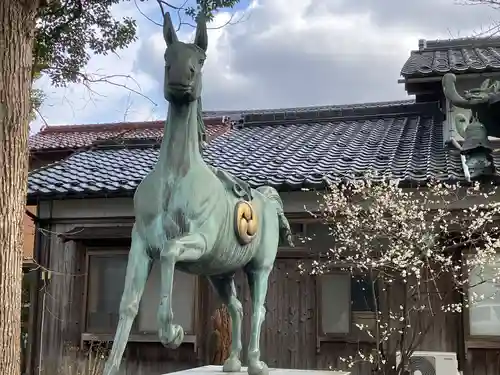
400,37,500,79
29,116,231,152
27,100,477,204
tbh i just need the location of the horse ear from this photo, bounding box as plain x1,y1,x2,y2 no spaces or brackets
163,12,178,46
194,14,208,51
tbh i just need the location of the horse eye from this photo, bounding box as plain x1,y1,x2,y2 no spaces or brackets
199,59,205,65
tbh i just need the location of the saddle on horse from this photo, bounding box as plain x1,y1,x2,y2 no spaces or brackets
209,166,254,202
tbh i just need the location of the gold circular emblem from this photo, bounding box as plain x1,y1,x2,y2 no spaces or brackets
234,201,258,245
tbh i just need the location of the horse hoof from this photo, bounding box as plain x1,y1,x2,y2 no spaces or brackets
159,324,184,349
248,361,269,375
223,356,242,372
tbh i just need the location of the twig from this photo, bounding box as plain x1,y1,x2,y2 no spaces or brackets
134,0,162,26
122,92,134,122
35,107,49,130
179,11,247,30
176,0,189,32
157,0,166,16
43,66,158,106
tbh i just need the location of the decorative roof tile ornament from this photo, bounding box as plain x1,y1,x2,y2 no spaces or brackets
442,73,499,179
102,12,294,375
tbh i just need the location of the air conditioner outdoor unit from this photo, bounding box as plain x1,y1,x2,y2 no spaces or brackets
395,351,459,375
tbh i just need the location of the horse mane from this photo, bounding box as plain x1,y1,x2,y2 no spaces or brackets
197,96,206,146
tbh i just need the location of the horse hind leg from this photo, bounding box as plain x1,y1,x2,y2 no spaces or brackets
208,274,244,372
103,229,152,375
244,264,273,375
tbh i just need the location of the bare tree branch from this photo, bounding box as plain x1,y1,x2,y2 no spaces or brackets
134,0,162,26
43,66,158,106
152,0,250,32
454,0,500,36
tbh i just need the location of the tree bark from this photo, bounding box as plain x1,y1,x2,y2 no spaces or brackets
0,1,37,374
209,305,232,365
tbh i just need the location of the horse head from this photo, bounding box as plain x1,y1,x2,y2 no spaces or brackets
163,12,208,105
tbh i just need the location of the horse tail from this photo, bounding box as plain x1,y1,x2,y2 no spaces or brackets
256,186,295,247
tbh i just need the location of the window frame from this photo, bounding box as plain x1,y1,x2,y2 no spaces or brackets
278,220,306,254
316,271,378,350
316,271,352,338
81,247,199,345
277,219,329,259
463,250,500,349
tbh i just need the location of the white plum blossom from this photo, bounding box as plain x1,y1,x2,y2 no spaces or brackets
308,176,500,375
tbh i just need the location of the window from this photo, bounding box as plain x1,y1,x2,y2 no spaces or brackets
288,222,305,246
319,273,351,334
285,222,330,248
318,273,378,336
86,252,197,336
351,275,379,312
468,254,500,337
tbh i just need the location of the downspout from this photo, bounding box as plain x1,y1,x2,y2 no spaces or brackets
453,248,466,375
457,285,466,375
33,200,52,375
37,287,46,375
27,202,42,375
450,138,471,182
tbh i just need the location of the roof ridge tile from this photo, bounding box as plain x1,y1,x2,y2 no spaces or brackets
242,101,438,126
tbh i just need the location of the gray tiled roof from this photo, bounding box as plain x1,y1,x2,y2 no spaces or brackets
29,100,415,152
27,100,467,202
401,37,500,78
29,119,229,151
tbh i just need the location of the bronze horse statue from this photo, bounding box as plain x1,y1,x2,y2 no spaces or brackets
102,12,294,375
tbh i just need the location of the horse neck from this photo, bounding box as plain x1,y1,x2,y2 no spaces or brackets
157,99,203,175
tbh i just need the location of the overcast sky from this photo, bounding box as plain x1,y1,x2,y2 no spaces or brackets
32,0,499,132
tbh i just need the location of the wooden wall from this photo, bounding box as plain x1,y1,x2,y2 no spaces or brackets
200,257,373,374
34,223,202,375
468,350,500,375
31,220,500,375
34,221,203,375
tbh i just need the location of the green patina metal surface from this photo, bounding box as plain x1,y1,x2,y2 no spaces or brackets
102,12,294,375
442,73,499,178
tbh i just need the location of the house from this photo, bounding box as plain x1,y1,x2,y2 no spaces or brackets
24,36,500,375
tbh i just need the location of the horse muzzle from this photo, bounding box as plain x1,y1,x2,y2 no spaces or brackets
165,84,195,103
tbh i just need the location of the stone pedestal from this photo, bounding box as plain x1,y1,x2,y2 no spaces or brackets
167,366,350,375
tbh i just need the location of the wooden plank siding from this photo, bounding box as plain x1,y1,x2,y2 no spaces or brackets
34,223,202,375
201,258,374,374
468,350,500,375
30,219,500,375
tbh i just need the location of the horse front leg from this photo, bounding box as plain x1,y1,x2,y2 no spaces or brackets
245,265,272,375
103,230,152,375
158,232,208,348
208,274,244,372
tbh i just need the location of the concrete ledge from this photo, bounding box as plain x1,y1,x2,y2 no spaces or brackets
168,366,350,374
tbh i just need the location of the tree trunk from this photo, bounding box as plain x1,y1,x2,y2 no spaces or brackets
209,305,232,365
0,1,37,374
